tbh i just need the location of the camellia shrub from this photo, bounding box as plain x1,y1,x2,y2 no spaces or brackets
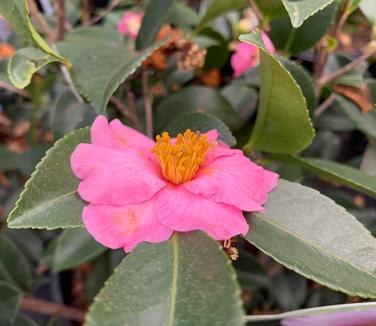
0,0,376,325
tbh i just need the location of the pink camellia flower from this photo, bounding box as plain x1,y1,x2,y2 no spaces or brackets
282,308,376,326
231,32,275,78
71,116,278,252
118,11,143,40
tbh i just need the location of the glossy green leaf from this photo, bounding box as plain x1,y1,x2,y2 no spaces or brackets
233,250,270,290
0,281,22,326
253,0,286,21
7,128,89,229
195,0,248,33
41,228,106,272
270,2,337,56
273,155,376,199
0,0,66,62
0,235,32,290
240,31,314,153
246,179,376,298
156,86,239,131
136,0,173,50
281,59,316,115
57,27,162,112
8,47,60,89
166,112,236,146
281,0,335,28
339,96,376,141
244,302,376,322
167,2,200,27
86,232,244,325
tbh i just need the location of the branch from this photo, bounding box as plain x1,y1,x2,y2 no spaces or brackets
0,81,29,97
141,69,154,138
314,93,337,117
109,96,142,130
317,45,376,87
88,0,122,26
21,297,85,322
27,0,55,42
55,0,66,41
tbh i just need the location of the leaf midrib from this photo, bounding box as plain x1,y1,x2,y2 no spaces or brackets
9,190,78,226
168,234,179,326
251,212,376,280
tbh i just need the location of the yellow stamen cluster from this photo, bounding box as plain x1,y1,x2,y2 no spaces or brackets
151,129,212,184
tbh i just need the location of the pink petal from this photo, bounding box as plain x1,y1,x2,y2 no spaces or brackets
83,199,173,252
261,32,276,53
155,185,249,240
91,115,154,153
231,43,259,77
184,152,278,211
71,143,166,205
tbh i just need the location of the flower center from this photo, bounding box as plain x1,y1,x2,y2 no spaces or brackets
151,129,212,184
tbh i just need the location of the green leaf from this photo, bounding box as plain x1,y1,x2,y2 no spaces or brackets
270,2,337,56
8,47,60,89
339,96,376,141
86,232,244,325
57,27,162,112
165,112,236,147
360,0,376,24
194,0,248,33
281,58,316,115
156,86,239,131
136,0,173,50
233,250,270,290
240,31,314,153
275,155,376,199
167,2,200,27
253,0,286,21
13,314,38,326
7,128,89,229
281,0,335,28
244,302,376,322
0,235,32,290
0,0,66,62
0,281,22,326
41,228,106,272
245,179,376,298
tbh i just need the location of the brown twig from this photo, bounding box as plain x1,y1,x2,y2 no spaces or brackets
55,0,66,41
82,0,93,25
21,297,86,322
141,69,154,138
314,93,338,117
248,0,263,26
109,96,142,130
317,45,376,87
88,0,122,26
0,81,29,97
27,0,55,42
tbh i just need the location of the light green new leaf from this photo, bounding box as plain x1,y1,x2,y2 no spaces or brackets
57,27,162,112
246,179,376,298
8,47,60,89
166,112,236,147
281,59,316,115
279,155,376,199
281,0,335,28
0,281,22,326
195,0,248,33
240,31,314,153
0,235,32,291
41,228,106,272
85,232,244,326
7,128,89,229
136,0,173,50
0,0,65,62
